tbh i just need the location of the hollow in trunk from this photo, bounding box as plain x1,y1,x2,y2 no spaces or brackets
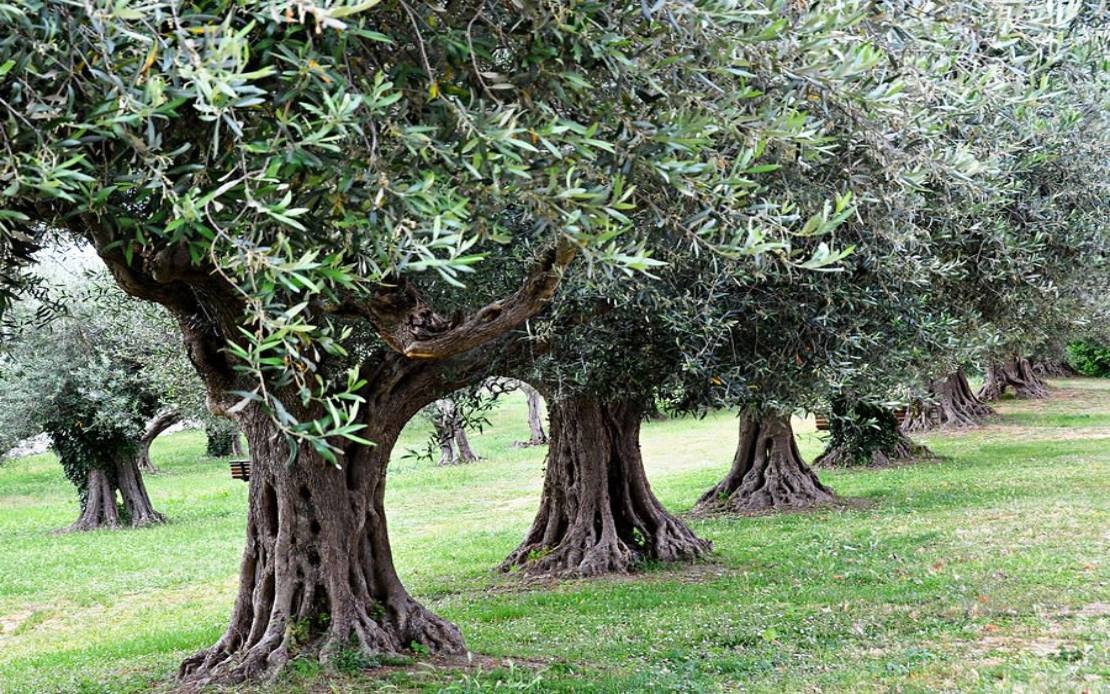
696,412,835,514
501,398,710,578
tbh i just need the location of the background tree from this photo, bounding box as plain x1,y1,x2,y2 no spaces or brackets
0,279,199,530
498,263,713,578
514,381,548,448
205,418,244,458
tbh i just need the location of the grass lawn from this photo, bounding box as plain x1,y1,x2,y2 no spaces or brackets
0,379,1107,693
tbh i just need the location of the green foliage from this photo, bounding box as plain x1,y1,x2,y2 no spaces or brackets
1067,341,1110,377
204,420,239,458
0,276,200,499
819,401,906,467
0,0,859,452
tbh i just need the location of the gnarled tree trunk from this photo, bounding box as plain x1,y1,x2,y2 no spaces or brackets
116,447,166,527
432,399,478,466
453,424,478,463
137,410,182,473
501,398,709,578
696,412,834,514
815,402,933,468
902,370,995,432
179,400,465,686
515,382,548,447
67,467,122,532
978,356,1049,401
1031,357,1075,378
64,446,165,532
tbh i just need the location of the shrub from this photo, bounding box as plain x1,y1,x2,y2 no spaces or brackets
1066,341,1110,377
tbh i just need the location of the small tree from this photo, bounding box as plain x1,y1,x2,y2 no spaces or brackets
0,280,195,529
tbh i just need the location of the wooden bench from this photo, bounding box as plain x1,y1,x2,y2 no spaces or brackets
814,414,830,431
229,459,251,482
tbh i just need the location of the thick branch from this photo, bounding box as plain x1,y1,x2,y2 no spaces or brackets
142,410,182,446
341,239,577,360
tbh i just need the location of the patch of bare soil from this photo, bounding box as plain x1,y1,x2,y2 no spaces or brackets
0,609,35,638
952,600,1108,668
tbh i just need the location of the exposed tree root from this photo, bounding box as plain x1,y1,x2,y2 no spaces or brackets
902,370,995,432
979,357,1050,401
502,398,710,578
695,412,835,514
178,409,465,687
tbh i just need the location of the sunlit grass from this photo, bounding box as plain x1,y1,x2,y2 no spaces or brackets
0,380,1106,692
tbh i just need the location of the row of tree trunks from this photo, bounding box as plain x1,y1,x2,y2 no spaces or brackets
432,399,479,466
180,400,466,686
501,398,710,578
695,412,835,513
903,370,995,432
978,356,1050,401
814,403,933,468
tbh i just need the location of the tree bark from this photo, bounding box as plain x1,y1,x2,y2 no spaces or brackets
516,382,548,447
978,356,1050,401
453,424,478,463
432,399,478,466
695,412,835,514
137,410,182,473
116,448,167,527
1031,357,1075,378
66,467,121,532
501,398,710,578
815,402,933,468
86,220,573,685
902,370,995,432
179,402,465,686
64,447,165,532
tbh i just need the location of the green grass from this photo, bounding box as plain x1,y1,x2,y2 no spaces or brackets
1,380,1107,693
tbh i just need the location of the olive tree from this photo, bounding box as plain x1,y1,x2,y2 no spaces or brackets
0,1,820,682
0,280,199,529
